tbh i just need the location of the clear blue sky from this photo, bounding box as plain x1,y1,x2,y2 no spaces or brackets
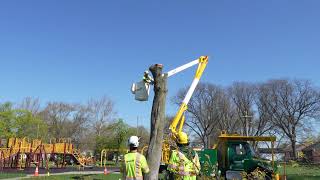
1,0,320,130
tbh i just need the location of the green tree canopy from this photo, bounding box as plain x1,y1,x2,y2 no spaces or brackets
95,119,145,154
0,102,47,139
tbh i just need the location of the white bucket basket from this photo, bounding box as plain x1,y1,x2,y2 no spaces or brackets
131,80,151,101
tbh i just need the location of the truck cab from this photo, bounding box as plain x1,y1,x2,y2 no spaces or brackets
227,141,255,171
197,132,279,179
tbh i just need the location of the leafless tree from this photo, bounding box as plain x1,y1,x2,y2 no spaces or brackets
40,102,94,147
173,83,237,148
40,102,76,139
19,97,40,115
213,90,238,135
87,96,115,136
229,82,256,136
230,82,274,137
135,126,150,148
164,116,174,136
71,104,92,149
258,79,320,159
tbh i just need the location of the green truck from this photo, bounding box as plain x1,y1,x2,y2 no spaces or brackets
197,132,279,180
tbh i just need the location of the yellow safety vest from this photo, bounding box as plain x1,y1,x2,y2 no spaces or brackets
167,150,201,180
122,152,149,180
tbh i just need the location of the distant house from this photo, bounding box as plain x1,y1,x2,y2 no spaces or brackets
302,142,320,164
283,143,311,161
258,142,320,163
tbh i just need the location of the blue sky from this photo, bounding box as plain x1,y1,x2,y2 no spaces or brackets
0,0,320,130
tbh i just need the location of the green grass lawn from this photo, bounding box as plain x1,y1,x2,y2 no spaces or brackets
25,173,121,180
1,165,319,180
278,165,320,180
0,172,26,179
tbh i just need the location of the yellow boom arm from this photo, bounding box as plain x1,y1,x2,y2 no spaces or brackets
168,56,209,136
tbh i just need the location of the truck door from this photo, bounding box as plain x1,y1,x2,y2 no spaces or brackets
228,143,248,170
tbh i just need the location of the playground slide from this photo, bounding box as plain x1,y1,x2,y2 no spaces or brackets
71,152,93,168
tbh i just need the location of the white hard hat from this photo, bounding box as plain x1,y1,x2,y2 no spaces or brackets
128,136,140,148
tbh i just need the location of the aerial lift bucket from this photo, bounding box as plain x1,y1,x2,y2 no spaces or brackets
131,80,150,101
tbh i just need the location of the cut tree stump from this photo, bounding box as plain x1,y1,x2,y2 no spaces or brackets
145,64,167,180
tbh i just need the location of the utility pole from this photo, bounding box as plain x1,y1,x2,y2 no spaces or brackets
241,111,252,136
136,116,139,136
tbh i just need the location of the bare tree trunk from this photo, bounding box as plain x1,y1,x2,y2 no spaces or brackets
205,135,209,149
290,133,297,160
145,64,167,180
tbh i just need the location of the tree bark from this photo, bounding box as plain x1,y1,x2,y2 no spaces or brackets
290,132,297,160
145,64,167,180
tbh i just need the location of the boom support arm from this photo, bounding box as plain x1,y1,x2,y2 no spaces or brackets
168,56,209,136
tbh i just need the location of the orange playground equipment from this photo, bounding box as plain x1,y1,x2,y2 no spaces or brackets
0,137,92,170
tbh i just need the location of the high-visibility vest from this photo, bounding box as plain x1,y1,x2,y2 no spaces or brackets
122,152,149,180
167,149,200,180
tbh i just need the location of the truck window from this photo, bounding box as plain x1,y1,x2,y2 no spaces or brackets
235,144,246,155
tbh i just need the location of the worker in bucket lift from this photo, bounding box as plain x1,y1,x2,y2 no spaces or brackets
143,70,154,84
121,136,149,180
167,132,201,180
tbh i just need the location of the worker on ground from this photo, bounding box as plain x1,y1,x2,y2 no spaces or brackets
167,132,201,180
121,136,149,180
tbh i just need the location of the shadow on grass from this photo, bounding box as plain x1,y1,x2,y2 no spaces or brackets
71,174,101,180
70,174,113,180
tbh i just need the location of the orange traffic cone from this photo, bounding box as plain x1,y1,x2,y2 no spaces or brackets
104,166,109,175
34,165,39,176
